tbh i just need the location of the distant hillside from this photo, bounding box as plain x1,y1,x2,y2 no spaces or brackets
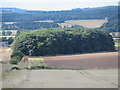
1,6,118,22
0,7,27,12
1,6,119,32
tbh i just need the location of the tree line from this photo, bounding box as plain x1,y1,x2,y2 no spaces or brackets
2,22,59,30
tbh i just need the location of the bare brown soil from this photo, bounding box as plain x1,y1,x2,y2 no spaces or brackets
44,52,118,69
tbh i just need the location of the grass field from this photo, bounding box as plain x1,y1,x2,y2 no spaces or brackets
28,57,47,69
65,19,108,28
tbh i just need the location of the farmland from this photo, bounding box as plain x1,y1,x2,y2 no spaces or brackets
64,19,108,28
2,22,16,25
0,36,15,38
44,52,118,69
3,69,118,88
2,52,118,88
34,20,54,23
1,6,119,88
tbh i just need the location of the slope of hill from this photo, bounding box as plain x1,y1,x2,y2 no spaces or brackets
0,7,28,12
1,6,118,22
1,6,119,32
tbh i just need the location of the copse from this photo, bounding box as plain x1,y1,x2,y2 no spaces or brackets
12,28,115,56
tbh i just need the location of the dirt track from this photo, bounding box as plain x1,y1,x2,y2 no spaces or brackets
44,52,118,69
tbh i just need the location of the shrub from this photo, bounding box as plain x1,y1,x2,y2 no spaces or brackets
10,50,24,64
11,50,24,59
10,56,21,65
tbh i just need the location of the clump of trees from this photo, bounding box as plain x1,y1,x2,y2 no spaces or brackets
12,28,115,56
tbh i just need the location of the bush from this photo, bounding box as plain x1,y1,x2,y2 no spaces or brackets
11,50,24,59
10,50,24,64
10,56,21,65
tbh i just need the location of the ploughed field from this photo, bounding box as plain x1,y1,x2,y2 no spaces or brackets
44,52,118,69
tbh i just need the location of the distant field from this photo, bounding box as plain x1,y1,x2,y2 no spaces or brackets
3,22,16,24
34,20,54,23
65,19,108,28
0,36,15,38
58,23,73,28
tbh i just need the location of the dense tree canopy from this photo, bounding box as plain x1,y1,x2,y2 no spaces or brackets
12,28,115,56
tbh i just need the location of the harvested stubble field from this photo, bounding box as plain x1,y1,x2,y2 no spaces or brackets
0,47,12,61
65,19,108,28
3,22,16,25
44,52,118,69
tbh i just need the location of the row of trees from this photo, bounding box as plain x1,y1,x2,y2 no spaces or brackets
2,22,59,30
0,37,14,45
12,28,115,56
1,31,12,36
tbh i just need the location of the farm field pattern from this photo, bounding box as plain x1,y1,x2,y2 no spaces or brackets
65,19,108,28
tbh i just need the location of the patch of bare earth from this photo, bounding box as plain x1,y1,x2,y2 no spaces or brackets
44,52,118,69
